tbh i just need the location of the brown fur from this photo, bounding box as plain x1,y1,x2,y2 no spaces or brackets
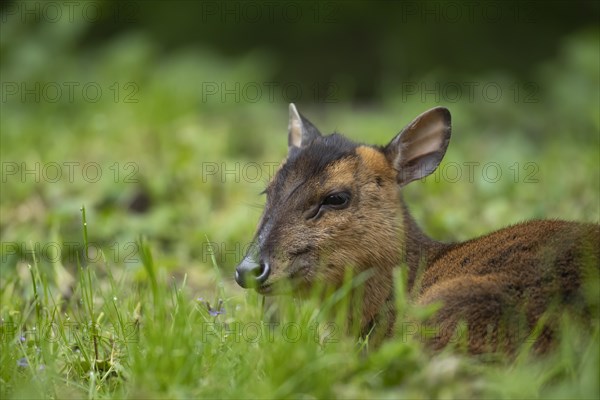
404,216,599,353
235,105,600,354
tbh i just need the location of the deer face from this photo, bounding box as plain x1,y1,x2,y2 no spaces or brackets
235,105,451,295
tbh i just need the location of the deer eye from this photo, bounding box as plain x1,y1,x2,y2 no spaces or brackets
321,192,350,209
305,191,351,220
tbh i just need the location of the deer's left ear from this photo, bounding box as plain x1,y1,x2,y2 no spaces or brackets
384,107,451,186
288,103,322,150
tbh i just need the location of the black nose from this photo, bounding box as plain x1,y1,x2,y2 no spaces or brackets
235,257,270,288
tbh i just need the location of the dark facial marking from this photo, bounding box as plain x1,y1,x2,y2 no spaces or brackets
269,133,359,202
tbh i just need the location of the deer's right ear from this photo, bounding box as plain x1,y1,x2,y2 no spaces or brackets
384,107,451,186
288,103,322,150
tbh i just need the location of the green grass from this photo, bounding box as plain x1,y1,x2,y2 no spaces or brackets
1,11,599,400
1,215,598,398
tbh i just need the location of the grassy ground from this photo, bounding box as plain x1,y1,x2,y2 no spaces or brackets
1,13,599,400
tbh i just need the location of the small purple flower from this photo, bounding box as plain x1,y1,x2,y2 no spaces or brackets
17,358,28,368
19,336,26,343
197,297,204,302
206,300,225,317
207,308,223,317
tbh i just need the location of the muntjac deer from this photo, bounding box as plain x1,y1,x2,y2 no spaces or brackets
235,104,599,354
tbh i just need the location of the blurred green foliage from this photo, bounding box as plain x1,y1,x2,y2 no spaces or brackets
0,0,599,398
1,0,598,272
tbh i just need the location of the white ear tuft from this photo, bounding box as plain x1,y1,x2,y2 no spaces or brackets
288,103,303,148
287,103,322,151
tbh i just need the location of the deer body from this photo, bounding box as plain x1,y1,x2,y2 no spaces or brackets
235,105,599,354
